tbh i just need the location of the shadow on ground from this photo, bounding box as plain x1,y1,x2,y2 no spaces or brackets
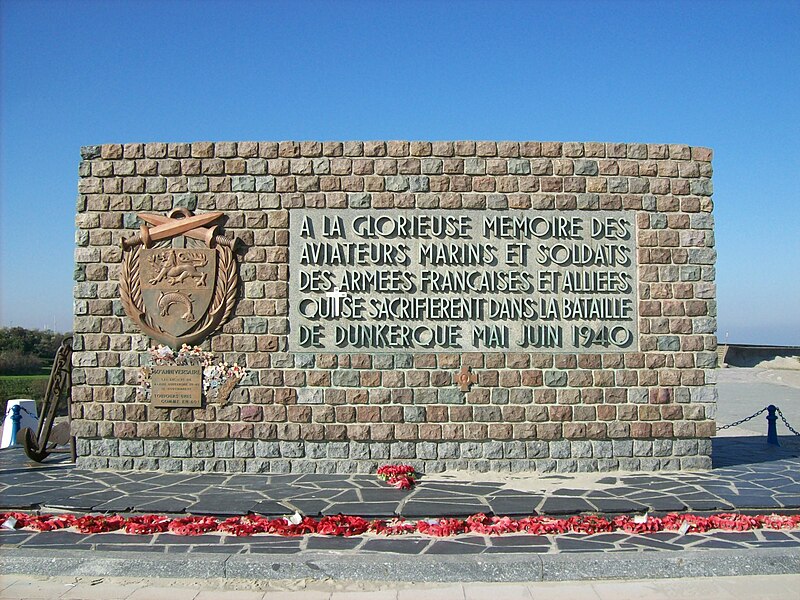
712,435,800,468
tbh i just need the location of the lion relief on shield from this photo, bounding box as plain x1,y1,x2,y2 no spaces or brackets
119,209,239,347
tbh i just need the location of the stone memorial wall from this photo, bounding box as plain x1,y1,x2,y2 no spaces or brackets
73,140,717,474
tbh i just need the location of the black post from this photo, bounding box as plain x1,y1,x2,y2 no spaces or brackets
767,405,779,446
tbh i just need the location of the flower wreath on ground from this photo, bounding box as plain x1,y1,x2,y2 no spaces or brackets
377,464,417,489
2,511,799,537
138,344,247,405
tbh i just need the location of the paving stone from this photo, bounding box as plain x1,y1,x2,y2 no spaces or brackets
556,537,615,552
682,498,731,511
489,535,549,547
720,494,781,508
306,536,362,550
134,498,194,513
711,531,759,542
486,496,541,516
360,538,430,554
421,482,503,494
94,543,165,553
761,531,792,541
45,491,129,511
625,494,687,512
250,500,292,515
619,536,682,550
82,533,151,544
0,531,33,545
694,539,743,549
425,540,486,554
588,498,648,514
192,545,246,554
248,545,301,554
321,502,400,517
539,497,595,515
187,499,260,516
155,534,222,545
400,500,491,518
358,488,409,502
483,544,549,554
92,497,143,511
288,499,330,516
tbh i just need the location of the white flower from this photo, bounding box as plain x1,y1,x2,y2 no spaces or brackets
285,512,303,525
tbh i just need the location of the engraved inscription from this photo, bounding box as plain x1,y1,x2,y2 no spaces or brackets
151,365,202,408
289,210,638,352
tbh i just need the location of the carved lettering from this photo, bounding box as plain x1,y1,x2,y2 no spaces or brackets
289,210,638,352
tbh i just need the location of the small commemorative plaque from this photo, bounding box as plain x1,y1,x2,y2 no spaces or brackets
151,365,202,408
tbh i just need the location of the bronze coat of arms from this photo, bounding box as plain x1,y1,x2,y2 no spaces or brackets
119,208,238,347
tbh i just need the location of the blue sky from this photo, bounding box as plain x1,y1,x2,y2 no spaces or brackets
1,0,798,344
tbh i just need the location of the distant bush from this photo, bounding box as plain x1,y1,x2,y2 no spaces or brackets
0,327,68,376
0,327,66,360
0,351,44,375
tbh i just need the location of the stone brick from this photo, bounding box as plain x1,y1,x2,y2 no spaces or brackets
74,139,715,475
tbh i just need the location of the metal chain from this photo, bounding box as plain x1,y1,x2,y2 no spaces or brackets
4,405,34,418
775,407,800,436
716,407,768,431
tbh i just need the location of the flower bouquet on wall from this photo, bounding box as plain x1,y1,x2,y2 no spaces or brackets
138,344,247,405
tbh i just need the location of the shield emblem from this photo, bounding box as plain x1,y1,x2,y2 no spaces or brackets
140,248,216,337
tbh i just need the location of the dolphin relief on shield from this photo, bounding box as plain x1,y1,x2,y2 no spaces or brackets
119,208,239,347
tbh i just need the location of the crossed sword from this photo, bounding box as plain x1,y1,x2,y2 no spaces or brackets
121,209,231,250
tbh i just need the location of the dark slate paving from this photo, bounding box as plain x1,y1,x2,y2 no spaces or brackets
18,531,87,546
539,497,595,515
620,537,683,550
186,497,260,516
358,488,409,502
320,502,400,517
694,539,742,549
43,491,124,511
489,535,549,547
93,543,163,553
586,498,648,513
286,499,330,516
488,546,545,555
425,540,486,554
0,531,33,544
627,495,687,512
153,534,221,544
2,436,800,528
486,495,541,516
129,498,195,513
556,537,616,552
360,538,431,554
251,500,292,516
192,544,247,554
92,498,138,512
305,536,362,550
399,500,491,518
80,533,142,544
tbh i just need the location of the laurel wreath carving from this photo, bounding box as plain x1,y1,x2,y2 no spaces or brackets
120,239,238,347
